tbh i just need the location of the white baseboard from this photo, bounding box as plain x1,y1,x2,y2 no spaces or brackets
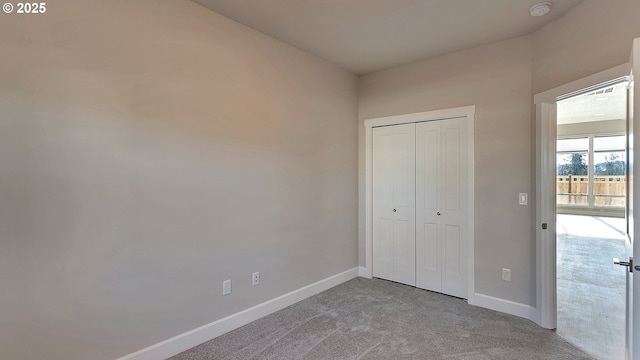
529,306,541,326
116,267,359,360
469,293,533,320
358,266,372,278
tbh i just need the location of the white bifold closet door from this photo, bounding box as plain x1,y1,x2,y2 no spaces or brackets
372,123,416,286
416,118,468,299
372,118,468,299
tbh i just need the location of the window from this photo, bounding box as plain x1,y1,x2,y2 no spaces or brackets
557,137,588,206
556,134,626,209
593,135,626,207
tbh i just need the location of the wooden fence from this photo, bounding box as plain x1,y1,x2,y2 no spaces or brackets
557,175,625,206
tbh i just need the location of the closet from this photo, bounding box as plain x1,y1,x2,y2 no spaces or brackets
372,117,469,298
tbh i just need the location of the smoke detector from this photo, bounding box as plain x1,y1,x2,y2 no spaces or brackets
529,2,552,17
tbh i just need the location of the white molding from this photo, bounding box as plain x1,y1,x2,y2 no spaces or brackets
529,306,540,325
358,266,371,278
365,124,373,282
534,64,631,330
116,268,359,360
470,293,533,320
534,64,628,104
364,106,476,128
363,106,476,298
534,101,557,329
466,112,476,300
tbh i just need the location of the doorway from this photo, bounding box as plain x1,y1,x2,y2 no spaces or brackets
533,76,628,359
371,117,469,298
535,38,640,360
554,80,628,360
363,106,475,301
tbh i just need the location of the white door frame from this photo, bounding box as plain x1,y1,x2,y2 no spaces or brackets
363,105,476,300
533,64,629,329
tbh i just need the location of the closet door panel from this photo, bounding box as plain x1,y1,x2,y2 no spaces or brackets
443,126,461,211
394,217,415,285
419,128,439,210
373,124,415,285
373,127,394,281
392,124,416,286
440,118,468,298
373,218,394,280
442,223,465,298
373,117,468,297
417,222,440,291
416,118,468,298
416,121,441,291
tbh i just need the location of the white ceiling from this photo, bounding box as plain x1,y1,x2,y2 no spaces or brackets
191,0,584,75
557,82,628,125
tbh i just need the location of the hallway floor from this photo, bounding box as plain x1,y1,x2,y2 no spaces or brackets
556,214,627,360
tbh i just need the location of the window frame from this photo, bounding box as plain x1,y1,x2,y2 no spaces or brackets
556,132,626,211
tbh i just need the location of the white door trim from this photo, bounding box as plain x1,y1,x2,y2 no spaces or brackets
533,64,629,329
363,105,475,300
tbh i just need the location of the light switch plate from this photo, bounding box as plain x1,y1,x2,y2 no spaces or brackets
519,193,528,205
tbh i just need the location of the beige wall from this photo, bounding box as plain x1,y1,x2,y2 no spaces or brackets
530,0,640,306
532,0,640,94
359,0,640,310
557,119,626,137
359,36,534,304
0,210,22,359
0,1,358,359
4,0,640,358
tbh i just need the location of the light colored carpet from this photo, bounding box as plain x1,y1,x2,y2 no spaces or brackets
170,277,591,360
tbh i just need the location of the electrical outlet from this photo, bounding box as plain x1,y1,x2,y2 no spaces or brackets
502,268,511,281
252,272,260,286
223,279,231,295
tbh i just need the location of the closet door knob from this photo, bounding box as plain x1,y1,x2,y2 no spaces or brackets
393,209,397,212
437,212,441,216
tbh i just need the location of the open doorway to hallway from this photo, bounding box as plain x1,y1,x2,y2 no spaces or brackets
555,80,628,360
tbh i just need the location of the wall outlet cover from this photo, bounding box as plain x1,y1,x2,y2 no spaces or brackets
502,268,511,281
223,279,231,295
